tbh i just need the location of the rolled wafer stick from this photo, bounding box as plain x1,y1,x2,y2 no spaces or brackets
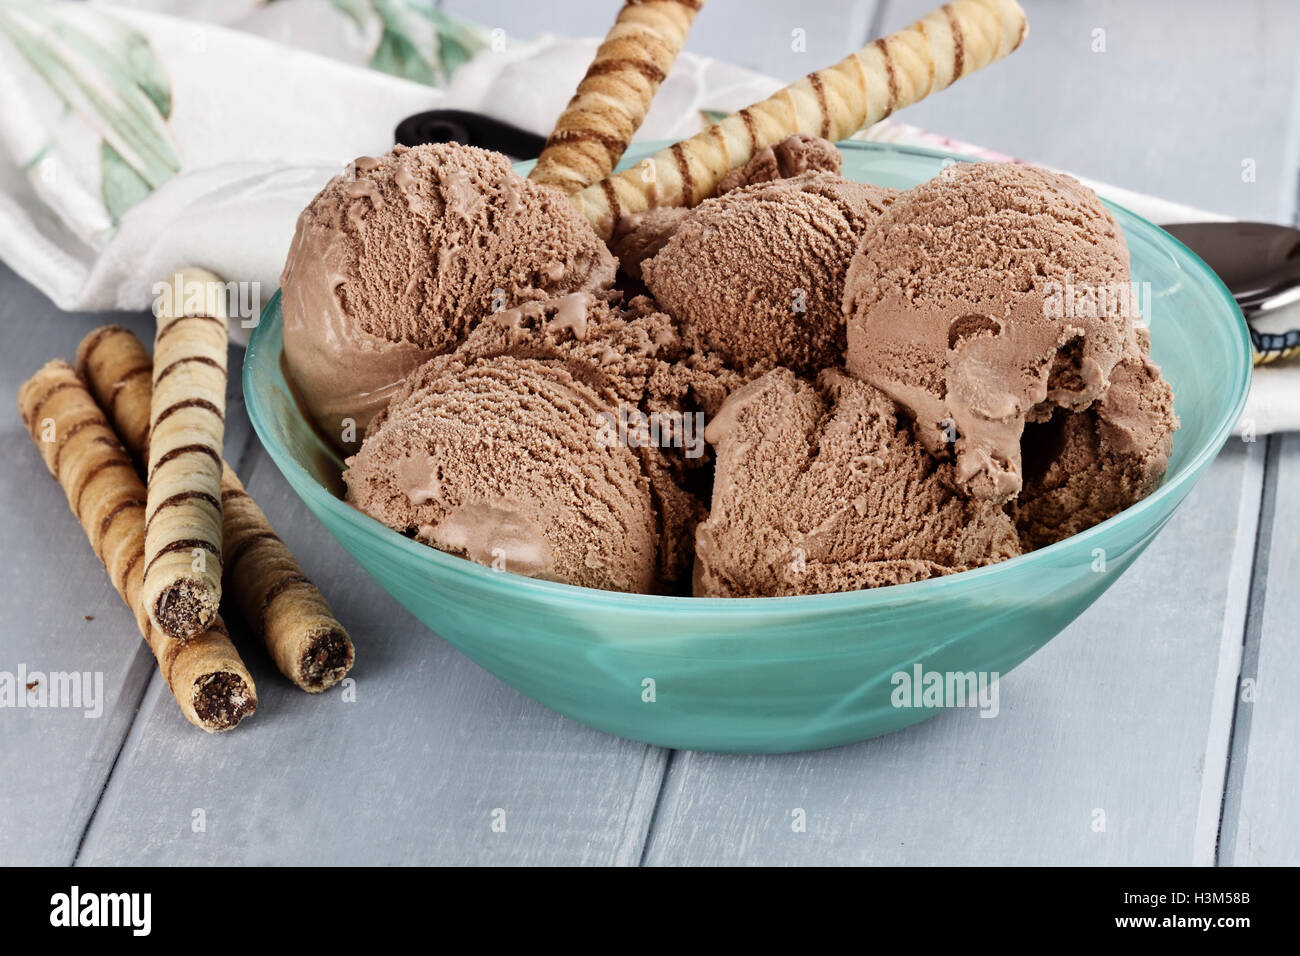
221,466,355,691
76,325,153,460
17,360,256,732
529,0,704,193
76,325,355,693
570,0,1028,237
143,268,229,641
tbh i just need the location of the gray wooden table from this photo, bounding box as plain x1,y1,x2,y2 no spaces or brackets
2,0,1297,866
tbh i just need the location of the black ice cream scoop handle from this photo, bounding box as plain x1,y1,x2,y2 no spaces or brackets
395,109,546,161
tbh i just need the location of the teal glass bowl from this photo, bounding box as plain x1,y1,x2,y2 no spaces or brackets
244,142,1251,753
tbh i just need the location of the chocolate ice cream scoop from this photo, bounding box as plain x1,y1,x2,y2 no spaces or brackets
347,291,746,592
843,162,1135,503
452,292,745,586
643,172,897,375
694,367,1021,597
715,133,843,194
608,135,846,281
1013,327,1179,549
281,142,616,443
344,352,658,594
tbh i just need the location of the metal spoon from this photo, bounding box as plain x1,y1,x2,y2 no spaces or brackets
1164,221,1300,363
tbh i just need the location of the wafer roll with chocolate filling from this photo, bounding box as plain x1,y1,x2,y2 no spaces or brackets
75,325,153,460
18,360,256,732
143,269,228,640
569,0,1028,237
76,325,355,692
529,0,704,193
220,466,355,690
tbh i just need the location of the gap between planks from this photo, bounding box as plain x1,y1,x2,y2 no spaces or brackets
1188,438,1267,865
1215,434,1282,865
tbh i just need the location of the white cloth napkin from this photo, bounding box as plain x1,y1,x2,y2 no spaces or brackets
0,0,1292,432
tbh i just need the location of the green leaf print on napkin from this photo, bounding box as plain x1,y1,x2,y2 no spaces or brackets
0,2,179,225
325,0,486,86
101,142,154,223
116,20,172,120
426,7,486,80
370,15,436,86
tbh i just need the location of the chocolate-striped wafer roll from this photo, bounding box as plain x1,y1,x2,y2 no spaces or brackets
221,466,354,691
143,268,229,640
569,0,1028,237
530,0,704,193
75,325,153,460
76,325,355,693
18,360,256,732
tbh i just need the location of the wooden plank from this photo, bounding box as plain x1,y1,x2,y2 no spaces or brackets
643,445,1264,865
1222,434,1300,865
878,0,1300,221
439,0,880,82
76,445,667,865
0,263,252,863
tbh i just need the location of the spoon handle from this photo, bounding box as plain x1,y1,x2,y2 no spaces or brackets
394,110,547,161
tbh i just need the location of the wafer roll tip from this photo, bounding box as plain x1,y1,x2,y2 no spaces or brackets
298,627,355,692
187,668,258,731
